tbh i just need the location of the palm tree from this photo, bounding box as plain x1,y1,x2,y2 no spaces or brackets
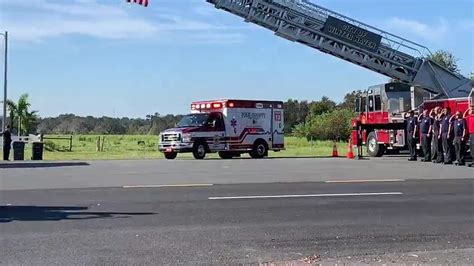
6,99,17,131
6,94,38,135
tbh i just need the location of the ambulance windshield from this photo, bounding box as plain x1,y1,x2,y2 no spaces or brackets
177,113,210,127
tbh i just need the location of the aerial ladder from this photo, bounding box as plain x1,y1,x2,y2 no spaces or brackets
206,0,472,98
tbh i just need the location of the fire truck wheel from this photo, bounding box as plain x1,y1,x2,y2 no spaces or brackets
250,140,268,159
193,142,208,160
218,151,234,159
366,131,385,157
164,152,177,160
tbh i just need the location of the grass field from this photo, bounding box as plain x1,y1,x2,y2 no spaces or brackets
14,135,346,161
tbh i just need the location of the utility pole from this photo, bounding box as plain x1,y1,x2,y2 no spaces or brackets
1,31,7,132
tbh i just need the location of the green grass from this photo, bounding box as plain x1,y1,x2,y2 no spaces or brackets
18,135,346,161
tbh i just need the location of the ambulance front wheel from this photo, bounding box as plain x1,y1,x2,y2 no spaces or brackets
164,152,177,160
250,140,268,159
193,142,208,160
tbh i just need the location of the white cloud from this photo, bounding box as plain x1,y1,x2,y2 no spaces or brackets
0,0,245,43
385,17,449,42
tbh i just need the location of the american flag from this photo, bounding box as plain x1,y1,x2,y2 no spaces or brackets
127,0,149,7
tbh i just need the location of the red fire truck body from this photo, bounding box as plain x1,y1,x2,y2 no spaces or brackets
468,90,474,135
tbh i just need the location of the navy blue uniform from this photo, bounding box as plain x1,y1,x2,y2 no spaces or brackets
470,133,474,167
431,116,443,162
441,114,454,163
453,118,467,165
406,116,418,160
2,128,12,161
419,116,432,161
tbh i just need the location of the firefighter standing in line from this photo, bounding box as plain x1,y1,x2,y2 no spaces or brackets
453,111,467,166
431,107,444,163
465,108,473,167
405,110,418,161
419,109,432,162
440,108,454,164
356,120,363,159
1,125,13,161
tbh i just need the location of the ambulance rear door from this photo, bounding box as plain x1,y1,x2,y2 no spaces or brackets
272,106,284,149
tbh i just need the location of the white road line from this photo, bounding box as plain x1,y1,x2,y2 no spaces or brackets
208,192,403,200
123,184,213,189
325,179,405,183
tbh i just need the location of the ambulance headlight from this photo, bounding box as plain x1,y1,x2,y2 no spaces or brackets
181,133,192,143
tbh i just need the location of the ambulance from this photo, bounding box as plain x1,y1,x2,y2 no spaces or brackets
159,99,285,160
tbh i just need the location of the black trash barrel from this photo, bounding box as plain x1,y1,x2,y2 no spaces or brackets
32,142,44,160
12,141,25,161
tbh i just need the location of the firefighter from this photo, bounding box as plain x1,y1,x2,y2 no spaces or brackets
463,108,473,167
431,107,444,163
356,120,363,159
453,111,467,166
1,125,12,161
419,109,432,162
405,110,418,161
440,108,454,164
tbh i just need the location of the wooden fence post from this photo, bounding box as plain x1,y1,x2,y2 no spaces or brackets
101,136,105,152
96,137,101,152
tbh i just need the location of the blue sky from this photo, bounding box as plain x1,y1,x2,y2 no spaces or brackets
1,0,473,118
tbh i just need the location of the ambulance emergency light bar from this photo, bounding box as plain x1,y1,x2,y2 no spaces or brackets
191,100,283,111
191,102,224,111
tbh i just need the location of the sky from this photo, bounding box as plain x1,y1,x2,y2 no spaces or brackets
0,0,473,118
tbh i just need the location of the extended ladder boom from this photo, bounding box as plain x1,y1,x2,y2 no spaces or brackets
207,0,472,98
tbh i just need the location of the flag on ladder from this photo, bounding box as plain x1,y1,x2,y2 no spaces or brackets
126,0,149,7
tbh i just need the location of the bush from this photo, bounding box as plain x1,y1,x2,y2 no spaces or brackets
44,141,56,151
294,108,355,141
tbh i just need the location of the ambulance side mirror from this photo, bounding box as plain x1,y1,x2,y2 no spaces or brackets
206,121,214,128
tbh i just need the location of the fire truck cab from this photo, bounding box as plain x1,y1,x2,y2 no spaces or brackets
353,83,420,156
159,99,285,160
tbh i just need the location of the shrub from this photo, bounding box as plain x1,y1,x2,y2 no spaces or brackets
44,141,56,151
294,108,355,141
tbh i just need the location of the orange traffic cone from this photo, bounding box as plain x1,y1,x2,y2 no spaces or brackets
346,138,355,159
332,141,339,157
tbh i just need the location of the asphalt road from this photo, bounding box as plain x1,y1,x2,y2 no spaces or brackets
1,157,473,190
1,178,473,265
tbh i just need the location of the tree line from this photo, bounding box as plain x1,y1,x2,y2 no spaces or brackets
36,113,184,136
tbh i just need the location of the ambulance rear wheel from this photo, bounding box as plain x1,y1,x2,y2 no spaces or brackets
193,142,207,160
218,151,234,159
164,152,177,160
250,140,268,159
366,132,385,157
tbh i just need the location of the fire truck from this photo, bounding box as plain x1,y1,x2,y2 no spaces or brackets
203,0,473,157
159,100,284,159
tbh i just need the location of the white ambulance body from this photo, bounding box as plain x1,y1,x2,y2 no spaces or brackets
159,99,284,160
